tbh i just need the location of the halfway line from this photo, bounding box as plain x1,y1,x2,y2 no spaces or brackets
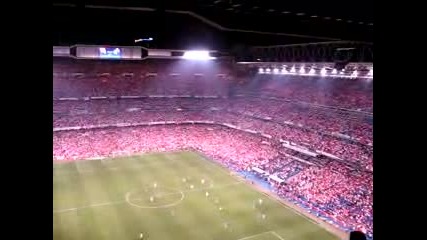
53,181,242,214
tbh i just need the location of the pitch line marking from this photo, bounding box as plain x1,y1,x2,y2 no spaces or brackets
237,231,282,240
53,200,125,213
236,231,272,240
272,231,286,240
237,231,285,240
125,187,185,209
53,181,242,213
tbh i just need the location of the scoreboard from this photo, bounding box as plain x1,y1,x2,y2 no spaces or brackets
73,45,142,60
53,45,218,61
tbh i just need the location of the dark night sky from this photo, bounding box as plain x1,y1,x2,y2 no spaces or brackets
53,1,373,50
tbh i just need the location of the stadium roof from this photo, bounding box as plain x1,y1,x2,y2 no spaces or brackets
53,0,373,48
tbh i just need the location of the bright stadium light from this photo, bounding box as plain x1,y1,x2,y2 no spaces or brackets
320,67,327,76
265,68,271,73
308,68,315,75
182,50,215,60
368,68,373,76
259,68,264,74
299,66,306,74
290,65,296,73
273,68,279,74
332,69,338,75
352,70,358,77
281,68,288,74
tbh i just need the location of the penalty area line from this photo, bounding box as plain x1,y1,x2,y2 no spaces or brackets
53,200,125,213
236,231,273,240
236,231,285,240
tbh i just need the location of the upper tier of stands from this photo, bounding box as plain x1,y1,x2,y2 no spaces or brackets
53,57,372,112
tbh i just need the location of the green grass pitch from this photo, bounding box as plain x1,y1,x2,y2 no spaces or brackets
53,151,340,240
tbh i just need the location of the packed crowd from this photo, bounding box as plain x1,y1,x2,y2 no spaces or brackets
255,157,307,180
228,97,372,145
277,161,373,238
252,75,373,112
53,99,373,171
53,125,279,170
54,58,373,112
53,58,233,97
53,97,372,144
53,57,373,237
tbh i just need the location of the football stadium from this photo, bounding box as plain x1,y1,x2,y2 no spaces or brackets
53,1,373,240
